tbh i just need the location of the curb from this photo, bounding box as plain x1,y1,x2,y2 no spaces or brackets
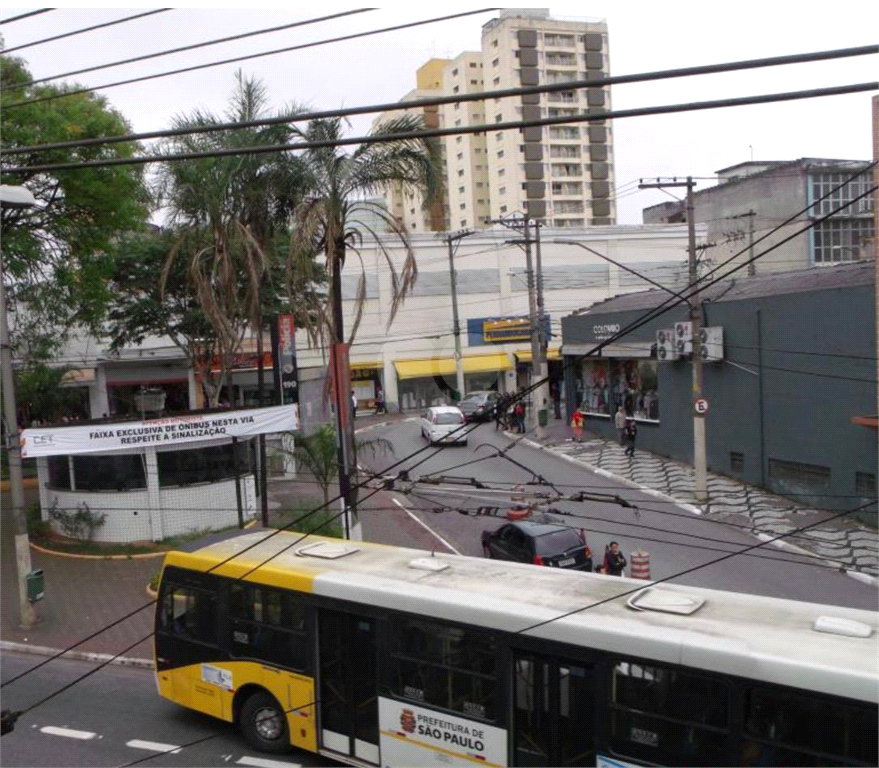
519,435,878,588
29,541,167,560
1,640,154,670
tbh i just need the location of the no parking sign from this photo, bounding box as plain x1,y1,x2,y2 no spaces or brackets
694,397,710,415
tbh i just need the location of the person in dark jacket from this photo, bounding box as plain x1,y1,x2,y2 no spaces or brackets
602,541,627,576
624,417,637,457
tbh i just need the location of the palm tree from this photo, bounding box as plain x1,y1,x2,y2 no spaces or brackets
289,114,441,520
155,72,320,406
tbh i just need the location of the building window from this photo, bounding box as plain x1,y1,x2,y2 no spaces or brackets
453,85,459,93
458,186,465,193
470,61,479,67
768,458,831,491
459,203,466,210
812,219,874,263
457,152,464,160
454,119,461,126
495,113,503,123
500,205,507,213
498,168,505,177
493,76,500,85
470,79,479,85
491,38,498,48
856,471,876,498
456,136,462,144
496,131,503,141
451,68,458,76
499,186,506,195
497,150,504,158
492,57,499,67
457,169,465,177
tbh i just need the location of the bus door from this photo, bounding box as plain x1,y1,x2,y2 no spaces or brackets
318,609,379,764
513,652,596,766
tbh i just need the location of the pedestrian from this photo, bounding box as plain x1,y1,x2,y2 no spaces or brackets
614,406,626,445
602,541,627,576
494,393,508,430
624,417,637,457
374,387,385,415
514,401,526,433
351,390,358,419
570,408,584,442
550,382,562,419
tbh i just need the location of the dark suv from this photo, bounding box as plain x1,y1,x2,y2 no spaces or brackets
481,520,593,571
457,391,500,422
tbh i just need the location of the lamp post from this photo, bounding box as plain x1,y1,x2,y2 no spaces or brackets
0,184,39,627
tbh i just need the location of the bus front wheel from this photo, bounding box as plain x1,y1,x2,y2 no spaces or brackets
240,691,290,754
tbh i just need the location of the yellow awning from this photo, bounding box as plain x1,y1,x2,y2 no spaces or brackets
394,352,512,380
350,360,380,371
515,347,561,363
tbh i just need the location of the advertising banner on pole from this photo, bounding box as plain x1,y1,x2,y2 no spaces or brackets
272,313,299,405
20,404,299,458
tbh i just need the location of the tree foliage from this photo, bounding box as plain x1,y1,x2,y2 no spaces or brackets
0,54,151,357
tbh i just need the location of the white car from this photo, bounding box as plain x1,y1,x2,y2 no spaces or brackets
420,406,468,446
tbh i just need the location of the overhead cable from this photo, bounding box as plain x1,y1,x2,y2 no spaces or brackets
2,9,171,54
6,9,374,86
0,9,52,25
4,83,876,174
1,8,500,110
5,44,876,153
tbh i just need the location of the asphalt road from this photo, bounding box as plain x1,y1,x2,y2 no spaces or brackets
0,651,341,768
357,417,878,609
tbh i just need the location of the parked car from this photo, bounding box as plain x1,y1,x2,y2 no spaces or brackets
420,405,468,446
481,520,593,571
457,390,500,422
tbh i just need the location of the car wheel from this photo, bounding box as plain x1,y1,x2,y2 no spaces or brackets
240,691,290,754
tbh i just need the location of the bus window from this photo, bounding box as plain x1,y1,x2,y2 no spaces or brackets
160,584,217,645
390,617,497,721
743,687,877,766
228,583,308,671
608,660,730,766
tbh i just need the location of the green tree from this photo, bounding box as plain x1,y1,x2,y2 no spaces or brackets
14,362,88,424
154,72,321,406
292,423,393,507
0,54,151,358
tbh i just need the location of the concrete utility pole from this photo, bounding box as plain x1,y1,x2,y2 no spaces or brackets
639,177,707,502
490,214,546,439
0,184,38,627
444,230,474,402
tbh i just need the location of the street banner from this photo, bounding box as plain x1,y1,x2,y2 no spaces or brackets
20,404,299,458
271,313,299,405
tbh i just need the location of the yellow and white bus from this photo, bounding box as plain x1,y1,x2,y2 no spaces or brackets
155,530,878,767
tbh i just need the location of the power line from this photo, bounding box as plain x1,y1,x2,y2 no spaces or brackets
5,44,876,152
1,8,500,111
0,9,52,25
1,10,172,54
7,9,374,87
4,83,876,175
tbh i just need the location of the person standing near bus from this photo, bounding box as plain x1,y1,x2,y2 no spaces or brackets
624,417,637,457
603,541,627,576
614,406,626,444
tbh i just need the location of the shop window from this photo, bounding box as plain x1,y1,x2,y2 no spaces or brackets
157,442,250,488
611,359,659,420
72,454,147,491
47,455,72,490
855,471,876,497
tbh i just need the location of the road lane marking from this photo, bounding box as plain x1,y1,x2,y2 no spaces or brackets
392,497,461,554
40,726,96,740
127,739,182,753
237,757,302,768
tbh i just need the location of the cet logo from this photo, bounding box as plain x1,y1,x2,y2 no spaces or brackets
400,709,416,733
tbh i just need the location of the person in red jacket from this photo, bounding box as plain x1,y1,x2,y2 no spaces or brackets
602,541,627,576
570,409,584,442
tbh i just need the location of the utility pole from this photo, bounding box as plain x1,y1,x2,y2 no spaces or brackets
444,230,474,402
532,222,550,431
731,209,757,276
639,177,707,502
490,214,546,439
0,185,38,627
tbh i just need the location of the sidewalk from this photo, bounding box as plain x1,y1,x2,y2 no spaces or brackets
3,407,874,667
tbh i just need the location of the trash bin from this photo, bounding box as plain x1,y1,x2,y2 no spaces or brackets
538,409,548,427
26,569,44,602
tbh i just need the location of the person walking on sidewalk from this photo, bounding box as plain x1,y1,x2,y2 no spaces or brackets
514,400,526,433
614,406,626,444
351,390,358,419
624,417,637,457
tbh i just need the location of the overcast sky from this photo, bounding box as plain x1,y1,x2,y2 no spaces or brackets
2,3,877,224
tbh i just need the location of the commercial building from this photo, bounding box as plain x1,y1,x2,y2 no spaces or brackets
642,158,875,275
560,261,877,518
377,8,615,232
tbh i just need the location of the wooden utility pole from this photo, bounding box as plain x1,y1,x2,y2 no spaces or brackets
639,177,707,501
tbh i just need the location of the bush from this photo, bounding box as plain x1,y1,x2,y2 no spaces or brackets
26,502,50,542
48,501,106,541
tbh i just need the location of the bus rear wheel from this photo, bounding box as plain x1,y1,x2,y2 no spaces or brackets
240,691,290,754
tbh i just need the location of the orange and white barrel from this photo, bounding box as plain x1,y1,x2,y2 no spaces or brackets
630,550,650,580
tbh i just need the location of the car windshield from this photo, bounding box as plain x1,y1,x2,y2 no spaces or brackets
435,413,464,425
534,529,582,554
462,394,485,403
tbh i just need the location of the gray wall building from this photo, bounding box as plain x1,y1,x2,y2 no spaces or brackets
642,159,875,276
561,262,877,521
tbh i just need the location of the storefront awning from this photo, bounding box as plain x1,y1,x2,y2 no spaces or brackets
394,352,512,380
350,360,380,371
515,347,561,363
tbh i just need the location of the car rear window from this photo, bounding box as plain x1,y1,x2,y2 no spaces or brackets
534,529,582,554
435,413,464,425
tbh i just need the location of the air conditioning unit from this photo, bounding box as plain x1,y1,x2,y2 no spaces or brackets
655,328,678,361
699,326,724,361
674,321,692,357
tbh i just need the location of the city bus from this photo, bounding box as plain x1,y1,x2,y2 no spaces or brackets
155,530,878,767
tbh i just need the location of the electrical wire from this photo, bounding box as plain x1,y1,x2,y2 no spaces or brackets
0,9,52,25
1,10,172,54
7,9,375,88
1,9,500,111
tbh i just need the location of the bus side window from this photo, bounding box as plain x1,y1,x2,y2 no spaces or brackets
160,584,217,644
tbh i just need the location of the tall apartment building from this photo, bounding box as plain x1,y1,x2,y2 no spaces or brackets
378,9,615,232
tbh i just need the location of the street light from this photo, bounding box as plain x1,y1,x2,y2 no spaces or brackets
0,184,39,627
